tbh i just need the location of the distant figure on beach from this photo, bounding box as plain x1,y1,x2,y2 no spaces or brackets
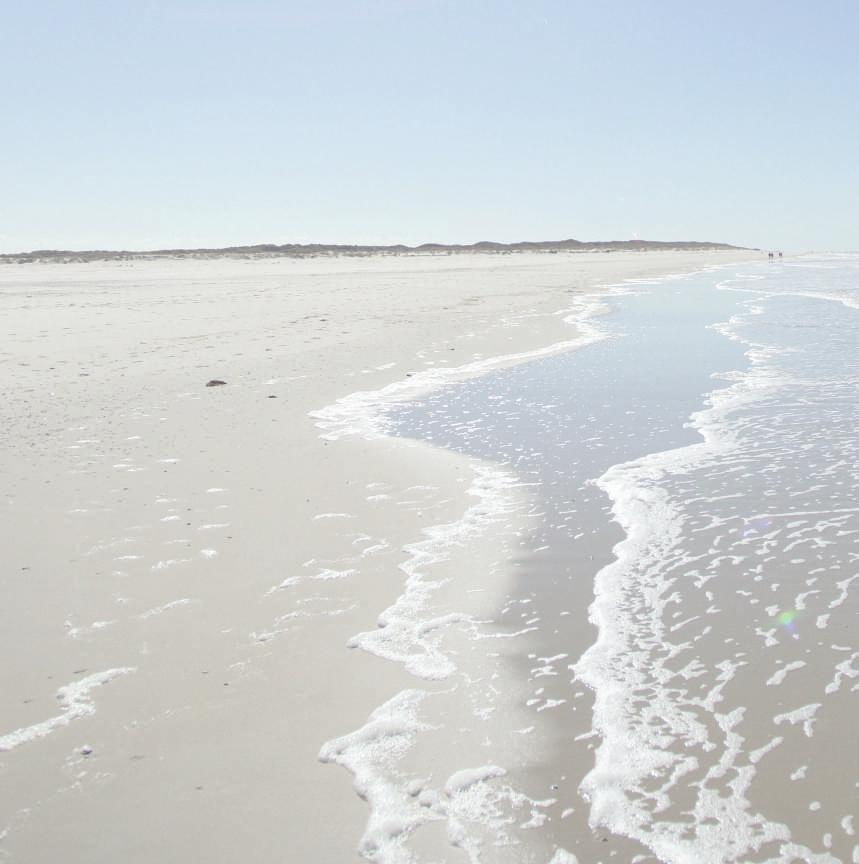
768,251,774,259
778,251,783,258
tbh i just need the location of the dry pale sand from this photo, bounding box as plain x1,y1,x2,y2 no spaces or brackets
0,249,758,863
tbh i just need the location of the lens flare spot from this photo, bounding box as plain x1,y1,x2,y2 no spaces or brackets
777,609,797,628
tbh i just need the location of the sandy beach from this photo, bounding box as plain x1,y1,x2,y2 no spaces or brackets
0,247,777,862
6,0,856,859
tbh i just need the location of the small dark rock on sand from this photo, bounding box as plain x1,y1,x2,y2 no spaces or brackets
206,379,227,387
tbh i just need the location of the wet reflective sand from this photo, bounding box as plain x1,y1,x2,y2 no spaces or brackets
392,258,859,862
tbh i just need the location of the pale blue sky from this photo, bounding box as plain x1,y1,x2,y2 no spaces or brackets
3,1,857,253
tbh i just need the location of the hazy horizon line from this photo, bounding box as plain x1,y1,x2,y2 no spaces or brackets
0,236,756,259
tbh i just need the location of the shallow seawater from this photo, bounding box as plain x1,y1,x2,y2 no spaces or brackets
390,256,859,863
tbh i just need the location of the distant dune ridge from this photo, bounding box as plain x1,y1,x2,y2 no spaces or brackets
0,237,749,264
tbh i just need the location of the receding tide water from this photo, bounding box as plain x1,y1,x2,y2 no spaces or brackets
387,256,858,863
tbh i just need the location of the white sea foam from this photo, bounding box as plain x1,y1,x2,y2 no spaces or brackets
0,668,135,751
319,690,551,863
773,703,822,738
346,463,522,679
138,598,194,619
548,850,579,864
766,661,806,686
571,278,842,861
313,567,356,581
310,293,614,441
824,653,858,695
318,689,432,861
65,619,116,639
444,765,506,795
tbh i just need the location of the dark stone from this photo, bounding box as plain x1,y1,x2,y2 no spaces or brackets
205,379,227,387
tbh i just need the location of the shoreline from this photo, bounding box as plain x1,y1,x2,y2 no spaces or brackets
1,248,760,862
368,255,856,863
571,261,859,861
309,252,764,862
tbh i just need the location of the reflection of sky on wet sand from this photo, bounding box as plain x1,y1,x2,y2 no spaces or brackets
391,258,859,863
